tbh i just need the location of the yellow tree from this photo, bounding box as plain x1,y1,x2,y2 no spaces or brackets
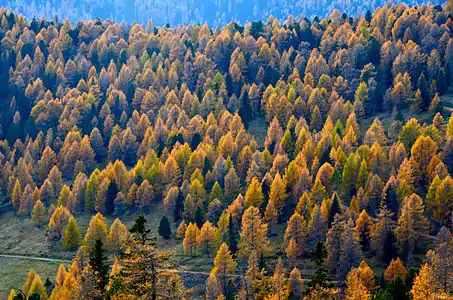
238,206,270,259
213,242,237,293
245,177,264,208
411,263,448,300
28,273,48,299
344,267,371,300
205,271,223,300
183,222,199,256
432,176,453,227
197,221,221,257
84,212,108,253
62,216,81,249
384,258,407,282
269,172,287,217
355,210,371,252
410,136,437,189
31,200,47,226
284,212,307,257
286,238,298,267
356,260,376,291
108,218,129,253
395,194,428,264
288,267,304,299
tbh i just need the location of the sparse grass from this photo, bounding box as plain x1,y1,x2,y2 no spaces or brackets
0,257,62,298
247,116,268,149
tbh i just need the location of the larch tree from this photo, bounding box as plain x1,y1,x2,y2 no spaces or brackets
395,194,428,264
238,206,270,259
213,242,237,293
108,218,129,253
339,218,362,278
84,212,108,253
31,199,47,226
206,271,223,300
284,212,307,257
245,177,264,208
62,216,81,249
183,222,199,256
268,172,287,218
286,238,298,267
355,210,371,252
28,273,48,299
287,267,304,299
47,205,72,241
432,176,453,227
197,221,221,257
344,267,371,300
384,258,407,282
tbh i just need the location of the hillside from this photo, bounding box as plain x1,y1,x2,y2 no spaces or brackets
3,0,446,26
0,2,453,299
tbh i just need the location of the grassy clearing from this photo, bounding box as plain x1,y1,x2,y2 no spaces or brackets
0,257,62,298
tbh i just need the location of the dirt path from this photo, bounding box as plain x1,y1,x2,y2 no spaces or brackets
0,254,71,263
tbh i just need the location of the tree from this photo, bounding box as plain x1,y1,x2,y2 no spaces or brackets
284,212,307,257
213,243,237,293
395,194,428,264
108,218,128,253
28,273,48,299
197,221,221,257
268,172,287,218
111,237,185,299
288,267,304,299
344,267,371,300
411,263,448,300
88,239,109,295
432,176,453,227
31,200,47,226
355,210,371,252
238,206,270,259
158,216,172,239
183,222,199,256
384,258,407,282
130,214,151,244
245,177,264,208
62,216,81,249
84,213,108,253
205,272,223,300
286,238,298,267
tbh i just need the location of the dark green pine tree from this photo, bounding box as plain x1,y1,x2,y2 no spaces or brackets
195,206,205,228
106,180,119,215
238,88,253,128
386,276,409,300
174,190,184,221
305,241,333,295
228,213,238,255
382,231,397,265
328,194,341,228
311,241,328,266
158,216,172,239
89,239,109,295
130,214,151,244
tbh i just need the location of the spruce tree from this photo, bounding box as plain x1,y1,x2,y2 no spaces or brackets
89,239,109,295
158,216,172,239
130,214,151,244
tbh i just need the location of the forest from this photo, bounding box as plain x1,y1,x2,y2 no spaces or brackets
3,0,446,26
0,0,452,299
